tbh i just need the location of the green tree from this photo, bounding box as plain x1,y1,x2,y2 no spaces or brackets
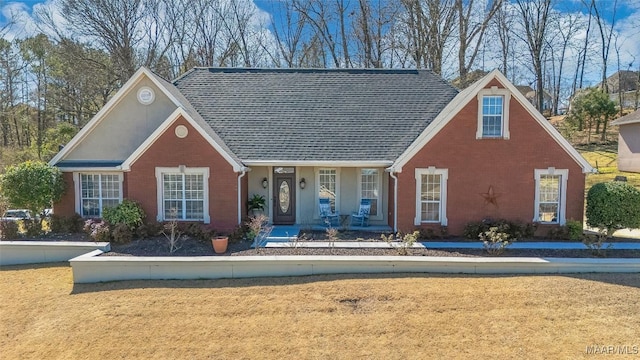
0,161,65,229
39,122,78,162
586,182,640,237
567,87,617,144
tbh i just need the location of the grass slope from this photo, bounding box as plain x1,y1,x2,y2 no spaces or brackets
2,264,639,359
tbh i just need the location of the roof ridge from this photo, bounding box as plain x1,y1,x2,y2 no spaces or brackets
187,67,439,75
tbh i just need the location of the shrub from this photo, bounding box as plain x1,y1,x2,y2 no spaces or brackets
0,220,19,240
111,223,133,244
566,220,584,241
23,219,42,237
479,225,512,255
84,219,110,242
463,219,535,241
586,182,640,236
102,200,145,230
583,231,612,257
136,221,164,239
49,213,85,233
382,231,419,255
228,223,250,244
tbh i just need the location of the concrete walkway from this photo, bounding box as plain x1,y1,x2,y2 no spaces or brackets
263,241,640,250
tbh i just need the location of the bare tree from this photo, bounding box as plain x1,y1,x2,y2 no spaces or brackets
354,0,400,68
455,0,502,88
515,0,552,112
547,12,582,115
591,0,617,93
401,0,457,74
269,0,309,67
60,0,146,81
492,1,514,78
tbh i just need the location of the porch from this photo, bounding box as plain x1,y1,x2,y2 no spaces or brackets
264,224,393,243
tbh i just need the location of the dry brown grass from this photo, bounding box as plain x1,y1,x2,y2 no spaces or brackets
2,264,639,359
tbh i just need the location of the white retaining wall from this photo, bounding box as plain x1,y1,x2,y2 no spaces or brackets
70,251,640,283
0,241,110,266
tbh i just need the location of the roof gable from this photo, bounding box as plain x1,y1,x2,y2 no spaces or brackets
391,69,594,173
122,108,244,171
611,110,640,125
49,67,243,171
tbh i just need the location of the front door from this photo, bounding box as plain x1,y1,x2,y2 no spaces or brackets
273,167,296,224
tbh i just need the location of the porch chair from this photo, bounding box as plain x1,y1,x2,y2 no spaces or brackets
350,199,371,227
319,198,340,226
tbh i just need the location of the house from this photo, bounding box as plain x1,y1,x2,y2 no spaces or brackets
611,110,640,173
49,67,593,235
602,70,639,109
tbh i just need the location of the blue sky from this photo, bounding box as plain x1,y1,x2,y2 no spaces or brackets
2,0,639,87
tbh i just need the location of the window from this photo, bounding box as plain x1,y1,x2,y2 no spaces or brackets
477,87,510,139
482,96,503,137
75,173,122,217
360,169,380,217
318,168,338,212
414,168,448,225
155,167,210,223
534,168,568,224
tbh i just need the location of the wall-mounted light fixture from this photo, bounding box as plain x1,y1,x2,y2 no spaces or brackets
299,178,306,189
262,177,268,189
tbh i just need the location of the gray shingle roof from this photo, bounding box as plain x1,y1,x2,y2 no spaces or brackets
174,68,458,162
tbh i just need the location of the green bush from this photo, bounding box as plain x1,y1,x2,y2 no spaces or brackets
0,220,19,240
566,220,584,241
49,213,85,233
102,200,145,230
111,223,133,244
463,219,535,240
586,182,640,236
479,225,512,255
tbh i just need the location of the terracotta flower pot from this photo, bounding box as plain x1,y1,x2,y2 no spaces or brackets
212,236,228,254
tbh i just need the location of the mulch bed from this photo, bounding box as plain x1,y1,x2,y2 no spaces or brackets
5,231,639,258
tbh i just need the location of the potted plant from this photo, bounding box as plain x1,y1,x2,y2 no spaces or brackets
247,194,266,216
211,235,228,254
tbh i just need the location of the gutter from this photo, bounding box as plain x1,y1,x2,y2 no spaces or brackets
388,169,399,234
237,169,248,224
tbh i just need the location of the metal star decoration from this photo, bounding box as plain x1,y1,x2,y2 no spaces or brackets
481,185,501,207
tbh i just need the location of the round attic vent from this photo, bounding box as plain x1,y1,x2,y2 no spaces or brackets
137,86,155,105
175,125,189,138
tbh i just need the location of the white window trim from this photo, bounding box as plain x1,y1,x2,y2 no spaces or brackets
414,167,448,226
533,168,568,225
357,168,382,221
73,172,124,217
155,166,210,223
476,86,511,140
315,167,340,218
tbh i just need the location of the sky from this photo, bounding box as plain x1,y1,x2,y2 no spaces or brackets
1,0,639,88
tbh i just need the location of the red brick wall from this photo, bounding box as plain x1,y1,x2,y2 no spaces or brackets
53,117,240,233
127,117,238,232
53,172,76,216
396,80,585,235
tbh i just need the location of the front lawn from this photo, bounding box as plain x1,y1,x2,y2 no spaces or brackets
577,144,640,190
1,264,639,359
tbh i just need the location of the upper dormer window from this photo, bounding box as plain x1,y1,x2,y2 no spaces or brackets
477,87,511,139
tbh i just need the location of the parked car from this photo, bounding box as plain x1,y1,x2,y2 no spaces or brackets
1,209,32,221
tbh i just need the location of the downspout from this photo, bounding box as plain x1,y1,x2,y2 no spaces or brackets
237,169,247,225
389,171,398,234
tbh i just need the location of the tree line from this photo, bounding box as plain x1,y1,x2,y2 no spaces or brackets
0,0,637,165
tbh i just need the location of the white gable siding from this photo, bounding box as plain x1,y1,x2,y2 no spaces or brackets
65,78,177,161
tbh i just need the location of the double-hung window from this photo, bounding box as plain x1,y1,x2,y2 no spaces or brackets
76,173,122,217
482,96,503,137
318,168,339,213
414,168,448,225
534,168,568,224
360,169,380,217
477,87,511,139
156,167,210,223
